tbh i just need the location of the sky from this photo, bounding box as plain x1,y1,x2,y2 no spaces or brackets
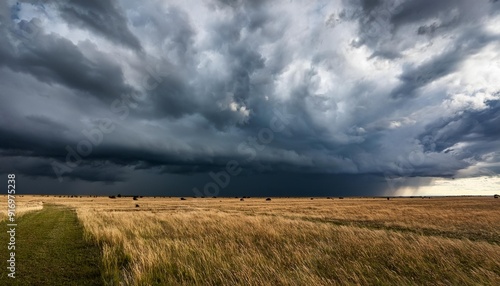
1,0,500,197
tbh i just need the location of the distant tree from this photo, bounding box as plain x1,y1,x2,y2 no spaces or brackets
117,194,122,198
495,194,499,199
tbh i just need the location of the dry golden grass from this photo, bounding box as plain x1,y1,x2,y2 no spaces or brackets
0,195,44,221
18,196,500,285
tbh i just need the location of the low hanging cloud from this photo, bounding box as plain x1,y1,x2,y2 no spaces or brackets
1,0,499,195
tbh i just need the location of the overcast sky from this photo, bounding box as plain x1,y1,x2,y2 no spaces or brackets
1,0,500,196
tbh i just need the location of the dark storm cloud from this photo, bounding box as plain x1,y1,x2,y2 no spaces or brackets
345,0,500,60
0,156,128,183
142,3,269,117
420,99,500,154
390,0,500,29
391,31,499,98
130,1,275,130
1,0,499,195
360,0,382,12
53,0,142,50
1,23,137,101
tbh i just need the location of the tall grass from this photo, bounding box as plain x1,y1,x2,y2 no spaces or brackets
52,197,500,285
0,195,44,221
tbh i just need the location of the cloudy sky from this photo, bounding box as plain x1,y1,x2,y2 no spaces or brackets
1,0,500,197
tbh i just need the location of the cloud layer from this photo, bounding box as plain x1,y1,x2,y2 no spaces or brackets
1,0,499,195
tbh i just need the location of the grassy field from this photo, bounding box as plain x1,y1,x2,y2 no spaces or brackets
1,196,499,285
0,204,102,285
0,196,43,221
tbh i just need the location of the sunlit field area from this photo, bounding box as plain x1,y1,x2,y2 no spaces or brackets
0,196,43,221
3,195,498,285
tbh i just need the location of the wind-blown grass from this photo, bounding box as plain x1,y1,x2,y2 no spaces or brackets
0,195,44,221
51,196,500,285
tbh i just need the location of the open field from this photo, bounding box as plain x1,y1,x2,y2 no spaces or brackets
0,196,43,221
0,204,102,285
1,196,500,285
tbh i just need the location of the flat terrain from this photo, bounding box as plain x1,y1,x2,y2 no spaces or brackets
1,196,500,285
0,204,102,285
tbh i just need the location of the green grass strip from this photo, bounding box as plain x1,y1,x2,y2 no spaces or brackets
0,205,103,285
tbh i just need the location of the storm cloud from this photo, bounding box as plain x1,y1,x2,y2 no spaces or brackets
1,0,499,196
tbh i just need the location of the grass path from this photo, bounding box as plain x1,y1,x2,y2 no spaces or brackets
0,205,103,285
